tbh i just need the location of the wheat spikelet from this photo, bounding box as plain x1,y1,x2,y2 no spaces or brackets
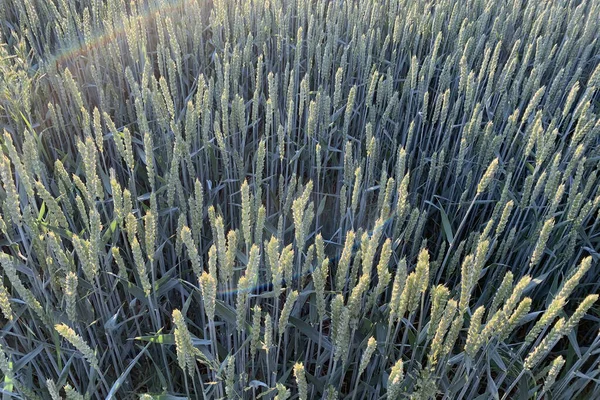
55,324,99,369
543,356,565,393
429,299,457,366
172,309,199,377
464,305,486,358
236,275,249,332
255,205,266,246
335,231,356,291
131,237,151,296
524,318,566,370
313,259,328,320
333,306,351,363
292,181,313,253
530,217,555,268
279,290,299,336
526,256,593,344
563,294,598,332
369,238,392,308
199,271,217,322
415,248,430,294
63,271,78,322
348,274,370,327
144,210,156,262
0,345,13,386
358,336,377,377
477,158,499,195
0,278,12,321
264,312,273,354
0,154,22,227
499,297,532,341
240,180,253,247
428,285,450,340
489,271,513,317
251,305,262,358
64,384,85,400
46,379,61,400
351,166,364,217
399,272,417,317
278,244,294,286
1,254,46,322
208,245,217,281
274,383,291,400
225,355,236,397
214,214,228,273
387,358,404,400
293,362,308,400
3,130,33,198
180,225,202,278
221,229,237,284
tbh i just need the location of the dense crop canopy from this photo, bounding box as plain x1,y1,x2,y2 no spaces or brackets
0,0,599,399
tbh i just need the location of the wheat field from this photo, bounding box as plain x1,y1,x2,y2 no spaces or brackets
1,0,599,399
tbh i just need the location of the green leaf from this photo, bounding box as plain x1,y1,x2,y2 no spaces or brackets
135,334,210,346
106,342,151,400
135,334,175,344
439,203,454,244
288,316,332,351
3,361,14,395
215,300,252,331
12,347,44,371
37,201,46,221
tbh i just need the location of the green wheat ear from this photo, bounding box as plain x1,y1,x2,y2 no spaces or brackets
387,358,404,400
358,336,377,377
225,355,236,398
0,345,13,381
274,382,291,400
172,309,199,377
55,324,99,370
428,285,450,340
199,271,217,321
543,356,566,393
64,384,85,400
313,259,328,319
278,290,298,337
464,305,486,358
46,379,61,400
0,278,13,321
526,256,593,344
293,362,308,400
1,254,46,323
530,217,555,268
0,154,22,227
250,305,262,358
63,272,78,322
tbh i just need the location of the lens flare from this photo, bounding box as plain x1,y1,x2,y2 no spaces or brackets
46,0,194,70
